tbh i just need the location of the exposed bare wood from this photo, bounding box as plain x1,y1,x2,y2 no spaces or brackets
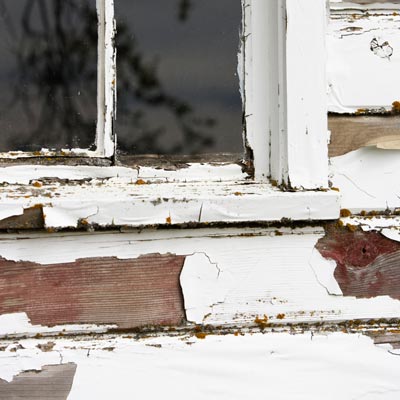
0,157,112,167
317,226,400,300
117,153,243,169
0,254,186,329
329,115,400,157
372,333,400,349
0,206,44,230
0,363,76,400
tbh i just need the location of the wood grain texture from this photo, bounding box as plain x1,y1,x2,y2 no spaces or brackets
328,115,400,157
0,254,186,328
317,226,400,300
0,363,76,400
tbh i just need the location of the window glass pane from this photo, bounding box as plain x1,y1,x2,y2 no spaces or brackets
115,0,243,155
0,0,98,152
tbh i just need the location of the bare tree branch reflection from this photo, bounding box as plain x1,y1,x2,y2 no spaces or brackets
1,0,98,151
115,5,215,154
0,0,215,154
178,0,192,22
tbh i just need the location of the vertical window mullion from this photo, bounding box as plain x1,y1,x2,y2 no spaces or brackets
96,0,116,158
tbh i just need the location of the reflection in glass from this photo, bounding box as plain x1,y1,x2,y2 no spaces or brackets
115,0,243,155
0,0,98,152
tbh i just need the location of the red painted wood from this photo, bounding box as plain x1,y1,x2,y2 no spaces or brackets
0,254,186,328
317,227,400,300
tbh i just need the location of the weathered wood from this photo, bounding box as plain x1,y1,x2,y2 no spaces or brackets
0,254,186,329
0,206,44,230
328,115,400,157
317,226,400,300
372,333,400,349
0,363,76,400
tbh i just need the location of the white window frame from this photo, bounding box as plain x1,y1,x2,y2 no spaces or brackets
0,0,340,229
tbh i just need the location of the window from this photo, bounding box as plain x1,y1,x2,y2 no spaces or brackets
0,0,114,158
0,1,340,231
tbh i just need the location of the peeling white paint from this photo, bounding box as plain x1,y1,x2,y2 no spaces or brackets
180,253,233,324
0,166,138,185
0,313,116,337
0,179,340,228
0,205,24,221
340,216,400,232
137,163,247,183
309,247,343,296
0,228,399,334
1,333,400,399
382,228,400,243
0,164,246,185
327,5,400,113
330,147,400,212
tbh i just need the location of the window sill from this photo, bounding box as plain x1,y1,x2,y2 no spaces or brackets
0,164,340,230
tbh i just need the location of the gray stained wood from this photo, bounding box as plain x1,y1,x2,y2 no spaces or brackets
328,115,400,157
0,206,45,230
0,254,186,329
0,363,77,400
372,333,400,349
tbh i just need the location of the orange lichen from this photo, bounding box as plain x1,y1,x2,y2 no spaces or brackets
166,216,172,224
32,181,43,188
135,179,147,185
254,315,269,329
340,209,352,218
195,332,207,339
270,179,278,187
234,192,243,196
276,313,286,320
355,108,367,115
346,223,358,232
392,101,400,113
331,187,340,192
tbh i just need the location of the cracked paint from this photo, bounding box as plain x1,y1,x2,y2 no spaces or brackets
2,333,400,399
180,253,233,324
309,247,343,296
330,147,400,212
328,6,400,113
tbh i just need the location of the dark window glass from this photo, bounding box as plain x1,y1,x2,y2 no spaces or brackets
0,0,98,152
115,0,243,155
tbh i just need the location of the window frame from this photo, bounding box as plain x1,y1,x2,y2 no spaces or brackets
0,0,341,230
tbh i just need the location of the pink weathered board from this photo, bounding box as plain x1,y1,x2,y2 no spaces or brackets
0,254,185,329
